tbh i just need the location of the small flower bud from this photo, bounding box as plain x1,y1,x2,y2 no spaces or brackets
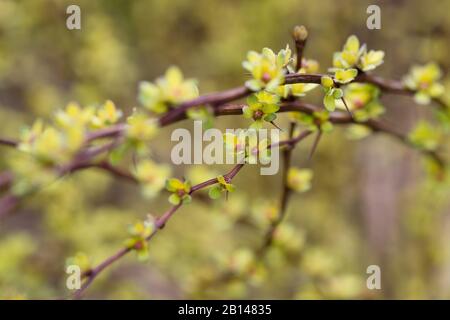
321,76,334,88
332,88,344,99
293,25,308,42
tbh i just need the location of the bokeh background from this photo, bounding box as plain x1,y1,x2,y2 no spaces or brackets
0,0,449,299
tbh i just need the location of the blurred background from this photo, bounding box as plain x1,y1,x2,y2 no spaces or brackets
0,0,449,299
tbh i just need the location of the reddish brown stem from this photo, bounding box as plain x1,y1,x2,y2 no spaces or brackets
72,163,245,299
0,137,18,147
259,127,311,254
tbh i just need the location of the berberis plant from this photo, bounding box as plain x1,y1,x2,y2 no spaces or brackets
0,25,448,299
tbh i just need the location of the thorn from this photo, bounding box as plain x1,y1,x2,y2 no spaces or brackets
341,97,354,119
308,130,322,162
270,121,283,131
226,190,229,201
132,152,138,169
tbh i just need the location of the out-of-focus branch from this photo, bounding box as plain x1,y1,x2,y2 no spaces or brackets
94,161,138,183
257,27,310,256
0,137,17,147
1,70,446,151
0,194,17,218
0,22,446,220
73,127,317,299
62,160,138,184
193,130,315,291
73,163,245,299
0,159,137,218
355,73,413,95
0,171,13,191
259,125,302,255
256,27,310,255
0,97,445,218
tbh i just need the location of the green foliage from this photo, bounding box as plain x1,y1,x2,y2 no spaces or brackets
165,178,192,205
8,153,57,196
272,224,306,253
336,83,385,121
287,167,313,193
0,233,39,299
17,100,126,167
243,92,280,128
186,106,215,129
403,63,444,105
139,66,199,114
227,248,257,276
125,111,159,153
328,35,384,90
409,121,442,151
0,0,449,300
125,219,155,261
291,111,334,133
91,100,123,129
208,175,236,199
332,35,384,72
321,75,344,112
321,76,334,89
223,131,272,164
345,124,372,140
334,68,358,84
243,44,320,103
66,252,91,273
242,46,291,92
135,160,172,199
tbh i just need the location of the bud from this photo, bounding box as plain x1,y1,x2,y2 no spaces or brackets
321,76,334,88
293,25,308,41
333,88,344,99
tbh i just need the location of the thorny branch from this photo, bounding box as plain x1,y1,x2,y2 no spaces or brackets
258,123,301,255
0,101,445,219
73,163,245,299
259,28,309,256
73,124,317,299
0,25,447,298
0,73,446,150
